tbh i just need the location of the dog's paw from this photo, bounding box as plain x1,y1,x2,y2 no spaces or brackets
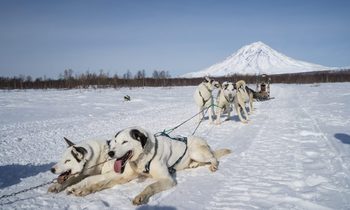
66,185,91,197
48,183,63,193
209,164,218,172
189,161,200,168
132,193,149,205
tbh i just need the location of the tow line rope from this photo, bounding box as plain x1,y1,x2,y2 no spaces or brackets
0,158,112,201
158,103,218,136
0,179,56,200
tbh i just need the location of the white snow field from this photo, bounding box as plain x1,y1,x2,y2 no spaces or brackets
1,83,350,210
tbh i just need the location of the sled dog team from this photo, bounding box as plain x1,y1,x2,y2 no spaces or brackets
49,77,253,205
194,77,255,124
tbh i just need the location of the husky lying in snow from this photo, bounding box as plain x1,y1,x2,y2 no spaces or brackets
64,129,230,199
63,128,231,200
105,127,231,205
215,81,236,124
233,80,254,123
194,77,220,122
48,137,118,193
64,139,138,196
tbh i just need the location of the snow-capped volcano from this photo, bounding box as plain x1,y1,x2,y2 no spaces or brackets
183,41,331,77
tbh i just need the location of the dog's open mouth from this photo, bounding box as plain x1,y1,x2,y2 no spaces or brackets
57,170,72,184
114,151,133,174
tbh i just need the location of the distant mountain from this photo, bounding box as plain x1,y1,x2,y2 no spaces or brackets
183,41,332,77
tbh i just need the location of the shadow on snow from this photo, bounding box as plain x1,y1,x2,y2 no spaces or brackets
334,133,350,145
0,162,54,189
137,205,177,210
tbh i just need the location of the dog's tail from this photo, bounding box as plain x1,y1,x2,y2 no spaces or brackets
246,86,260,99
213,148,232,159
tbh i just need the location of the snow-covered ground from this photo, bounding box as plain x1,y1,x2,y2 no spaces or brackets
1,83,350,209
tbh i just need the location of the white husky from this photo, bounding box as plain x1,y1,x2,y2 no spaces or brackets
107,127,231,205
233,80,253,123
193,77,220,122
48,137,116,193
215,81,236,124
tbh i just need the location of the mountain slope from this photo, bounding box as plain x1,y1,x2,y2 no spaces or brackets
183,41,331,77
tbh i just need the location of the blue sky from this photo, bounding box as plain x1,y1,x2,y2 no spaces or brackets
0,0,349,78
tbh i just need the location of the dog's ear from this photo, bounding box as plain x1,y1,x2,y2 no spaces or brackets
217,82,222,89
130,129,148,148
115,130,122,138
64,137,75,147
222,82,229,89
71,146,87,162
204,76,210,83
213,80,220,88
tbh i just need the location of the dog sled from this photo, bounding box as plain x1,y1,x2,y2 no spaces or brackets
254,74,272,101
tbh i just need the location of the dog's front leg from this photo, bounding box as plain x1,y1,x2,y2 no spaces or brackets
48,175,85,193
48,183,64,193
215,106,222,124
249,99,253,113
242,103,249,121
67,163,138,196
235,103,247,123
208,105,215,123
67,171,135,196
132,178,176,205
133,164,176,205
226,107,231,121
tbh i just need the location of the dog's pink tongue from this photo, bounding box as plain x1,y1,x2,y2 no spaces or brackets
114,160,122,173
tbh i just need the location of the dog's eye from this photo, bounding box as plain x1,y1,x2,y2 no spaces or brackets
122,141,128,144
64,160,71,163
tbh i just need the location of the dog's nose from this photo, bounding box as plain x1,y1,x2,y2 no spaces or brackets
108,151,115,158
50,168,56,174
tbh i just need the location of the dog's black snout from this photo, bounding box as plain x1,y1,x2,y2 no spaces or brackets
108,151,115,158
50,168,56,174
